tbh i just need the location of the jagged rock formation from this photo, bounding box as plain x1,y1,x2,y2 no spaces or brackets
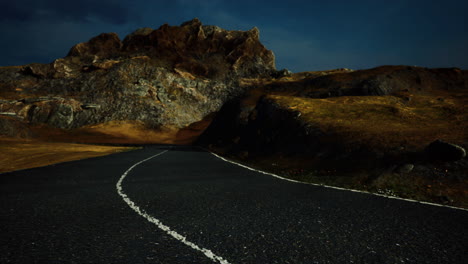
0,19,275,141
67,18,275,78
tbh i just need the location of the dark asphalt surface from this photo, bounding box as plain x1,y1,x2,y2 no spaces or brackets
1,146,467,264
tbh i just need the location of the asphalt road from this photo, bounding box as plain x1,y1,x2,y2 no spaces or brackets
1,146,467,264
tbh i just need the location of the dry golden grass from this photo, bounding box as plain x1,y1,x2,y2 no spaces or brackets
310,65,406,83
28,119,211,145
0,117,213,173
0,66,22,69
0,137,134,174
74,120,181,144
269,91,467,150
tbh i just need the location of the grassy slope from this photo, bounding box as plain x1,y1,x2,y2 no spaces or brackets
0,137,135,174
269,91,467,150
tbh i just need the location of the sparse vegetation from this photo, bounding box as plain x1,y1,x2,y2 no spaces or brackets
269,91,467,150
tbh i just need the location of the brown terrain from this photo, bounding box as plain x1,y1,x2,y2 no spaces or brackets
0,19,467,207
198,66,468,208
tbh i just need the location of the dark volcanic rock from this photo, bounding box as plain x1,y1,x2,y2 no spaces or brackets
425,140,466,161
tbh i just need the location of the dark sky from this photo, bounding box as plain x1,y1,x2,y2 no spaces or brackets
1,0,467,72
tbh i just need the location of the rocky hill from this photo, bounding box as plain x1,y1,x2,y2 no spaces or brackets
0,18,275,143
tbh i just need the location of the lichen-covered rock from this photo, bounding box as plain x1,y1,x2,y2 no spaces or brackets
47,104,75,128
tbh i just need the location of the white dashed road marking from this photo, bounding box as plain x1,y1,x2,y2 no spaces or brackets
116,150,231,264
117,147,465,264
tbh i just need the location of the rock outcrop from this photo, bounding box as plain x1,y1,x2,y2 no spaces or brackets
66,18,275,79
0,19,276,141
197,95,380,171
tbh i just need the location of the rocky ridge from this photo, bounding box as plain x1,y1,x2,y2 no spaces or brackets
0,18,275,142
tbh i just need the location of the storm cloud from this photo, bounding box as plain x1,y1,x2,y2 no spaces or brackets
0,0,133,24
1,0,467,71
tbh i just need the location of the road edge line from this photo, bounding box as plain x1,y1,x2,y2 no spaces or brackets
116,150,231,264
209,151,468,212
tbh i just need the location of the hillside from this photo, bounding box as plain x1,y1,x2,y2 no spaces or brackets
198,66,468,207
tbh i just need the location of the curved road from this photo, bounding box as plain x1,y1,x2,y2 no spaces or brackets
1,146,467,263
